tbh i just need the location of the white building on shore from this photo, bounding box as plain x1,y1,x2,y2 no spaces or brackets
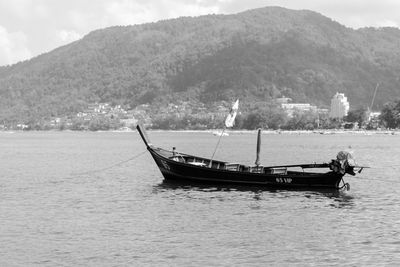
276,96,317,117
281,103,317,117
329,92,349,119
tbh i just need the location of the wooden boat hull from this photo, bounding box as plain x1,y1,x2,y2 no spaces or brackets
136,124,351,189
148,147,344,189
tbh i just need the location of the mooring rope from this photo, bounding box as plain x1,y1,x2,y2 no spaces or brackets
71,150,147,176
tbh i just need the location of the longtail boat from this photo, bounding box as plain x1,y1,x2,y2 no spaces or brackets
137,124,365,190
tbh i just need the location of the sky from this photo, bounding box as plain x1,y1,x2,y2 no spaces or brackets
1,0,400,66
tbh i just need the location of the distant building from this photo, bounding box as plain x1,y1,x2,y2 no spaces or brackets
367,111,381,129
16,124,29,130
368,111,381,122
317,108,329,114
120,118,137,128
276,96,292,104
329,93,349,119
281,103,317,117
276,96,317,117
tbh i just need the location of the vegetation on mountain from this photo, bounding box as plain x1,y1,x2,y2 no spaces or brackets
380,100,400,128
1,7,400,128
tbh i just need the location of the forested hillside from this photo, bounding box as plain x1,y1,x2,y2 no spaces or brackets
1,6,400,125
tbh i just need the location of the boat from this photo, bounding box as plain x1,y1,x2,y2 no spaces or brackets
137,124,365,190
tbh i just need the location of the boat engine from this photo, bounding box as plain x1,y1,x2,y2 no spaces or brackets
329,151,356,175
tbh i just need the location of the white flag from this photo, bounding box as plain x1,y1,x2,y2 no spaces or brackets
225,99,239,128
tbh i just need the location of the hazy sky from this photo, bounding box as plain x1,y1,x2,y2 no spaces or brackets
1,0,400,66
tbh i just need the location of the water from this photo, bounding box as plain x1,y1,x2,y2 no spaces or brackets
1,131,400,266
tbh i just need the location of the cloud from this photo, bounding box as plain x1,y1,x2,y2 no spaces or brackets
0,25,31,65
100,0,221,26
57,29,82,43
101,0,157,26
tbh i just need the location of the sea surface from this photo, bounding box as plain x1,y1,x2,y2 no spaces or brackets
1,130,400,266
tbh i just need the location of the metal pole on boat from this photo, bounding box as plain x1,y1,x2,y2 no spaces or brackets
255,128,261,166
209,127,226,167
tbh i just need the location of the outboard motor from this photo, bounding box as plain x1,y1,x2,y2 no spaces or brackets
330,151,356,175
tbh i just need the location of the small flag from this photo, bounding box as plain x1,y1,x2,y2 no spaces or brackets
225,99,239,128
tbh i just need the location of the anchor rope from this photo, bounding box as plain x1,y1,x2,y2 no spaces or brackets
71,150,147,176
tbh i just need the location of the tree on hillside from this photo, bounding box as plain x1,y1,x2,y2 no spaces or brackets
241,104,288,130
345,107,368,128
282,110,318,130
380,100,400,128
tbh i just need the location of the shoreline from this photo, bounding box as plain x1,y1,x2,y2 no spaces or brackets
149,129,399,135
1,129,399,135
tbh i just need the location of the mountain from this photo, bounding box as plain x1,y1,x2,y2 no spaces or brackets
1,6,400,124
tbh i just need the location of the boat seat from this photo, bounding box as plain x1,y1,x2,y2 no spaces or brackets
249,166,264,173
265,167,287,175
171,156,185,163
225,163,240,171
188,162,206,167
